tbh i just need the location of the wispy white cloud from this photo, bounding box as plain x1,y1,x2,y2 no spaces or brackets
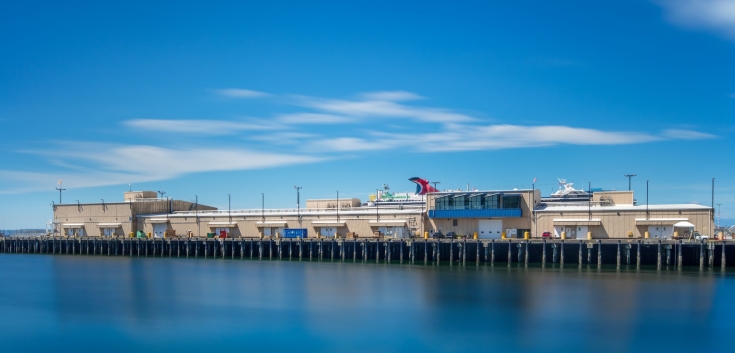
303,124,717,153
15,89,715,194
656,0,735,40
276,113,356,124
125,119,280,134
215,88,270,98
661,128,717,140
297,96,476,123
359,91,425,101
249,132,320,144
728,93,735,98
310,137,399,152
1,143,325,193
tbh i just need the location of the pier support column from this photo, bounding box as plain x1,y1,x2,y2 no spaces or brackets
657,241,662,269
617,241,621,268
722,241,727,269
597,240,601,267
700,241,704,269
424,239,428,264
476,240,480,265
636,241,641,268
449,240,453,263
508,240,512,264
578,241,582,265
490,240,495,263
542,240,547,265
561,241,565,266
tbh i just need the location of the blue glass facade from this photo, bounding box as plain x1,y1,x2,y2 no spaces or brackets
429,192,523,218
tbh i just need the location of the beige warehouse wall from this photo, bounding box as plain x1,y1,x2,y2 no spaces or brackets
535,209,711,239
306,198,362,209
593,191,634,205
54,203,134,236
139,213,423,239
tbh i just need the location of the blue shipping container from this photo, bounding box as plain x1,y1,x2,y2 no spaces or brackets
283,228,308,238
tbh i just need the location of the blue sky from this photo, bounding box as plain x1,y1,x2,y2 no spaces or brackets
1,0,734,228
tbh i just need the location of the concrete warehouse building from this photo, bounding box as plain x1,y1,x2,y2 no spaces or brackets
51,184,716,240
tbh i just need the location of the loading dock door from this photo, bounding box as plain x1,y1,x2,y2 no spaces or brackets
478,220,502,239
648,225,673,239
321,227,336,237
66,228,83,237
263,227,272,237
576,226,588,239
103,228,115,237
153,223,167,238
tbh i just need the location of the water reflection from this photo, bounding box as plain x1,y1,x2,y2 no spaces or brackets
0,255,732,353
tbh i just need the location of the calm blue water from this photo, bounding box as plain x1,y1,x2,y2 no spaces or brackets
1,254,733,352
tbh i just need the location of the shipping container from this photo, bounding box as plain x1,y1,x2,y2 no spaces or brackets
283,228,308,238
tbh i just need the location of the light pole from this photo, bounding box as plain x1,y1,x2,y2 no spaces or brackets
228,194,231,222
294,186,302,225
717,203,722,229
56,180,65,204
261,193,265,223
624,174,636,191
432,181,440,191
195,195,199,237
158,191,166,199
646,181,649,220
376,188,380,222
712,178,715,238
588,182,591,221
336,190,340,222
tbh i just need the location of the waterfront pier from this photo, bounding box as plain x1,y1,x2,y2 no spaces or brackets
1,237,732,268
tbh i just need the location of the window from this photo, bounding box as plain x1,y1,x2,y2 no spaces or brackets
435,195,450,210
502,195,521,209
452,219,458,226
484,194,500,209
469,194,483,209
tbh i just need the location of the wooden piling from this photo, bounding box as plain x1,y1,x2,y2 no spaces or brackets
508,240,512,264
542,239,547,265
579,241,582,265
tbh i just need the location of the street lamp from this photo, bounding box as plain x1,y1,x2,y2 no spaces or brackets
624,174,636,191
646,181,649,220
294,186,302,225
376,188,380,222
261,193,265,223
56,180,66,204
228,194,231,222
432,181,440,191
336,190,340,222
